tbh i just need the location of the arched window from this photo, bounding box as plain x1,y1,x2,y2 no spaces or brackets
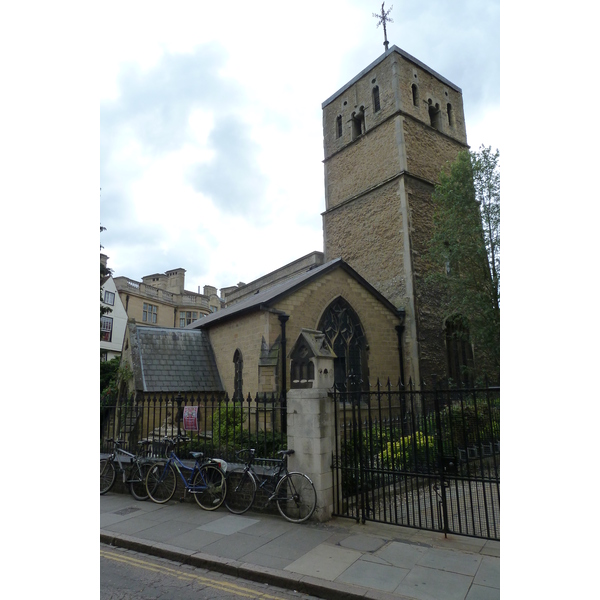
428,100,441,130
411,83,419,107
372,86,381,112
318,297,367,391
445,316,474,387
233,349,243,400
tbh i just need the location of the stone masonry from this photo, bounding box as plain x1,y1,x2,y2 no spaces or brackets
322,46,469,385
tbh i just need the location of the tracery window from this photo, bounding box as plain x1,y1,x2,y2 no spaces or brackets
318,297,367,391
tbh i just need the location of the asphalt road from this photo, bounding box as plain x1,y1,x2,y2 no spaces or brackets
100,544,321,600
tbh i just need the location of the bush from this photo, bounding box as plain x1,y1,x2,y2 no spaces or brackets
380,431,437,473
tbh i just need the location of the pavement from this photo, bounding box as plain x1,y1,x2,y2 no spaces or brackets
100,491,500,600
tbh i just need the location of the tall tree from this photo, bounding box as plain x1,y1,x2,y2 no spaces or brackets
428,145,500,378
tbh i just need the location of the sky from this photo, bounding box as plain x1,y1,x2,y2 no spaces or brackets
100,0,500,295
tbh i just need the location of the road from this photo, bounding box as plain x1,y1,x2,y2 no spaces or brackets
100,544,320,600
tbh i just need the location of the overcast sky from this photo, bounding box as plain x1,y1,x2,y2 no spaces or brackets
100,0,499,294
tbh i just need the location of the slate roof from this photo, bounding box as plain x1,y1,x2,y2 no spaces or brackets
128,323,223,393
186,258,402,330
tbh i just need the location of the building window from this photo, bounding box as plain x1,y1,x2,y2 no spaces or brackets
351,108,365,140
428,100,441,130
101,316,113,342
336,115,343,138
103,290,115,306
233,349,243,401
143,303,158,323
411,83,419,107
318,297,367,393
372,86,381,112
447,103,454,127
179,311,198,327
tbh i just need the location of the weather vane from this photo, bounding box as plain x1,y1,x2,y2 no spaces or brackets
373,2,393,52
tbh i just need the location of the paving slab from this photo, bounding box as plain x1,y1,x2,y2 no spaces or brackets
375,541,429,569
416,547,482,576
473,556,499,588
337,557,410,593
465,584,500,600
201,532,275,560
339,534,388,553
197,514,260,535
395,565,472,600
284,543,362,580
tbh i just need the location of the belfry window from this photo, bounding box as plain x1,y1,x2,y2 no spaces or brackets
336,115,343,138
428,100,441,130
372,86,381,112
351,108,365,140
412,83,419,107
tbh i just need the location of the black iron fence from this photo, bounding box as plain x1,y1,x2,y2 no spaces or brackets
100,392,287,462
331,379,500,540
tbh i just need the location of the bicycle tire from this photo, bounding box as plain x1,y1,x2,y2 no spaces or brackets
275,472,317,523
100,459,116,495
145,462,177,504
193,464,226,510
224,468,257,515
129,462,149,501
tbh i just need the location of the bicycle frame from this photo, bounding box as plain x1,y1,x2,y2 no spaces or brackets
158,451,226,493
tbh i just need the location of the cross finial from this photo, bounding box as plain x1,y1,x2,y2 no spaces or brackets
373,2,393,52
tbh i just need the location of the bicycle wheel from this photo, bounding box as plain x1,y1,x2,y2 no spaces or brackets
275,472,317,523
193,464,226,510
145,462,177,504
129,462,149,501
224,468,257,515
100,459,116,495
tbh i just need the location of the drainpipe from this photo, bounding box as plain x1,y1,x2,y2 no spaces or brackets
278,314,290,434
395,308,406,387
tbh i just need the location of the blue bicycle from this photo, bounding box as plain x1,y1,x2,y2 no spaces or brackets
144,436,227,510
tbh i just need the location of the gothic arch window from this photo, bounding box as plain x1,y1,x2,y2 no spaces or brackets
233,349,243,400
372,86,381,112
318,297,367,391
411,83,419,107
445,316,474,388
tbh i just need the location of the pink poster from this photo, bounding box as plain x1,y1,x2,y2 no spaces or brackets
183,406,199,432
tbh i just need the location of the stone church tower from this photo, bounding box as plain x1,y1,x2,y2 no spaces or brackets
321,45,469,385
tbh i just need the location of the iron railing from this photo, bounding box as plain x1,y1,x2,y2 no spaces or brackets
100,392,287,462
331,379,500,540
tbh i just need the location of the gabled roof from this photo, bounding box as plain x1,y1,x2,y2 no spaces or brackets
128,323,223,393
186,258,402,329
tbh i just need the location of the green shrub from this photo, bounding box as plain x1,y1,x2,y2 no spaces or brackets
380,431,437,472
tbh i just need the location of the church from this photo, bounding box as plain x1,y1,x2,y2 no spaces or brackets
120,44,481,404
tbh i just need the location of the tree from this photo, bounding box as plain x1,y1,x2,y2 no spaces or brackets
428,145,500,379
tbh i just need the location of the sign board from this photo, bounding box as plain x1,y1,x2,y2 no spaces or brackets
182,406,199,432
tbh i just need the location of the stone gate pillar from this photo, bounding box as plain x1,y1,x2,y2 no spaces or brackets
286,388,335,522
285,329,336,521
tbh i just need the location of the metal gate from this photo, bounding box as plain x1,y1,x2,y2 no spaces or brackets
331,380,500,540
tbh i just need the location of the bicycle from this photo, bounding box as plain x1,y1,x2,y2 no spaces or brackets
100,438,153,500
224,448,317,523
144,435,227,510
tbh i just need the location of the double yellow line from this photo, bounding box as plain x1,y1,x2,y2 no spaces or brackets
100,548,289,599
